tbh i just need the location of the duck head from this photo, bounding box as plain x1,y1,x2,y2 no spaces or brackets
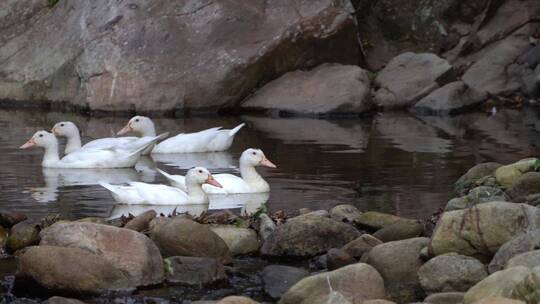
186,167,223,188
20,131,57,149
240,148,276,168
51,121,79,138
117,116,155,136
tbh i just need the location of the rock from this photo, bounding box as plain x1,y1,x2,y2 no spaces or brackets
472,298,525,304
489,229,540,273
0,225,8,249
363,300,396,304
326,248,356,271
430,202,540,258
341,234,383,259
354,211,405,230
0,1,358,113
6,220,40,251
209,225,259,255
293,210,330,219
463,266,530,304
412,81,486,115
506,250,540,269
495,159,538,188
367,237,430,302
506,172,540,201
330,204,362,223
76,217,107,225
298,208,313,215
455,162,502,195
150,217,232,264
40,222,163,287
373,52,454,109
279,263,386,304
445,186,508,211
258,213,276,241
18,245,131,293
164,256,226,286
261,265,309,299
217,296,258,304
424,292,465,304
511,266,540,303
43,297,87,304
241,64,372,116
373,220,424,242
418,253,487,293
0,211,27,228
261,216,359,258
123,210,157,232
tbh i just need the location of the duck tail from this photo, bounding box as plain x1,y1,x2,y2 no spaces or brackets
98,182,118,194
156,168,181,181
156,168,187,191
228,123,245,137
128,132,169,157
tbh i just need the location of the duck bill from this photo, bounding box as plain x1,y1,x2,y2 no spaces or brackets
260,157,277,168
117,123,132,135
20,139,36,149
206,175,223,188
51,127,59,136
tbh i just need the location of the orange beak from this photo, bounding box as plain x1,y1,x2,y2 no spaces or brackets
260,157,277,168
205,175,223,188
51,127,59,136
117,123,132,135
20,138,37,149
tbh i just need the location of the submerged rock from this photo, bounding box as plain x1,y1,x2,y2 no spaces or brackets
373,52,454,109
489,229,540,273
241,64,372,116
279,263,386,304
261,265,309,299
6,220,40,252
18,245,131,294
418,253,487,293
261,216,359,258
209,225,259,256
412,81,486,115
40,222,163,287
430,202,540,258
150,217,232,264
164,256,226,286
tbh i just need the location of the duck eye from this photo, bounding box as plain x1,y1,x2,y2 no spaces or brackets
252,152,256,155
60,123,64,127
39,134,43,137
198,170,203,173
135,119,139,122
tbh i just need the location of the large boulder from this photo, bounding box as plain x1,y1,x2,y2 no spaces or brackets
279,263,386,304
373,52,454,109
150,217,232,264
17,245,131,294
262,265,309,300
367,237,430,302
40,222,163,287
411,81,486,115
489,229,540,273
418,253,487,293
430,202,540,258
463,266,531,304
0,0,358,113
209,225,259,255
261,216,359,258
241,64,372,116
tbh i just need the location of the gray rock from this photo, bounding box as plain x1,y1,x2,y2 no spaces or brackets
463,266,531,304
430,202,540,258
506,249,540,269
489,229,540,273
454,162,502,195
446,186,508,211
18,245,131,294
418,253,487,293
373,220,424,242
341,234,383,259
506,172,540,200
150,217,232,264
367,237,430,302
495,159,538,189
0,1,358,113
330,204,362,223
6,220,40,251
326,248,356,271
217,296,259,304
261,216,359,258
241,64,372,116
261,265,309,299
293,210,330,220
123,210,156,232
373,52,454,109
40,222,163,287
279,263,386,304
43,297,87,304
424,292,465,304
412,81,486,115
258,213,276,242
354,211,408,230
164,256,226,286
209,225,259,256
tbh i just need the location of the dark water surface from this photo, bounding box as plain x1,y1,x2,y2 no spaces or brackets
1,107,539,221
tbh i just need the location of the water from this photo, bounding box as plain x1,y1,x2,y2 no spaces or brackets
0,108,539,221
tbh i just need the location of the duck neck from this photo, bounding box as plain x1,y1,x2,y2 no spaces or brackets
240,163,268,190
186,180,208,204
64,132,82,154
42,141,61,167
139,123,156,137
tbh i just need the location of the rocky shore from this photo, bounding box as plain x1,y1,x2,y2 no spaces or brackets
1,158,540,303
0,0,538,116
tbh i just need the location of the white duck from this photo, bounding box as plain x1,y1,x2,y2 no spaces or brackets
51,121,152,155
19,131,165,168
157,148,276,194
99,167,222,205
117,116,245,153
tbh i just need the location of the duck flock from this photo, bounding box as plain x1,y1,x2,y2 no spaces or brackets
19,116,276,208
